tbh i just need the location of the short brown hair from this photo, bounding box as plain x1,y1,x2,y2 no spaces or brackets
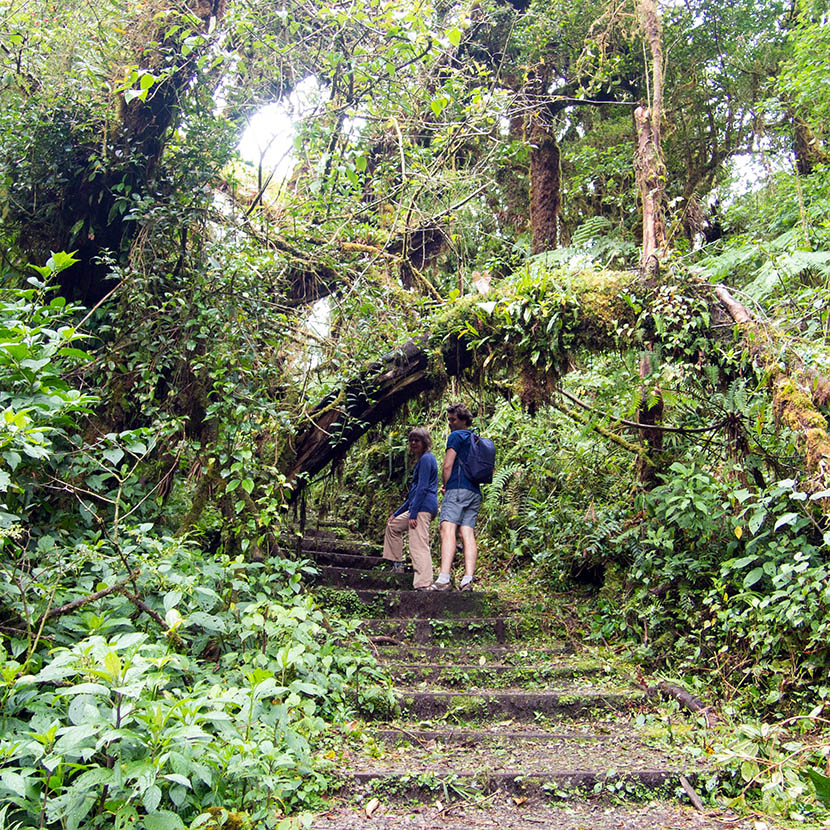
408,427,432,451
446,402,473,427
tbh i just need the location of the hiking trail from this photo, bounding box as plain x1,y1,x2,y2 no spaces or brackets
302,528,755,829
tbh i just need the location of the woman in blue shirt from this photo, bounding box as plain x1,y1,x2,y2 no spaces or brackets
381,428,438,590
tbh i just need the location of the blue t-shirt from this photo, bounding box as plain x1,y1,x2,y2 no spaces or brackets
445,429,481,494
395,451,439,518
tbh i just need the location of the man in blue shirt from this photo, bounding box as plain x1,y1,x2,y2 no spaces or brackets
429,403,481,591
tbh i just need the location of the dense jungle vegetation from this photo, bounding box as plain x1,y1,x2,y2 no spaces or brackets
2,0,830,825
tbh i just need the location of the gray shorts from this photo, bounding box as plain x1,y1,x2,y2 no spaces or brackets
440,489,482,528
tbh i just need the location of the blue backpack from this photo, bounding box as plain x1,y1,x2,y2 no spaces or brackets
463,432,496,485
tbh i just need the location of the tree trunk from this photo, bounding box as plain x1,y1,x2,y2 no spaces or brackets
634,106,667,272
285,338,439,486
635,348,664,486
634,0,667,272
529,120,561,253
792,113,828,176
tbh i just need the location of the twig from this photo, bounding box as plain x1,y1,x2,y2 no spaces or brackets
388,724,429,747
679,774,705,811
36,570,140,627
439,788,499,815
119,590,167,630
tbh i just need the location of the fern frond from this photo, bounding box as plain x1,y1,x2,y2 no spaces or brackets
483,461,523,513
571,216,612,247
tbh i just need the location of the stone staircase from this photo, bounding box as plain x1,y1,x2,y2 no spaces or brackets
301,530,743,829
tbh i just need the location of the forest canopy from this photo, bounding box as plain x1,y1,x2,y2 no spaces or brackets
2,0,830,825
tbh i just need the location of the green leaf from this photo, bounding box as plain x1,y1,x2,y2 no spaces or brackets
163,773,192,788
124,88,146,104
807,768,830,806
145,810,184,830
774,512,798,530
447,27,462,47
47,251,79,273
748,510,765,534
743,567,764,588
102,448,124,465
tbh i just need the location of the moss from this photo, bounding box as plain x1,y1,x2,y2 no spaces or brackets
445,693,489,720
771,373,830,488
196,807,250,830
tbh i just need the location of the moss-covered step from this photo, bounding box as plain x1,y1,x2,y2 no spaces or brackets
350,588,501,618
299,537,382,556
311,566,413,590
372,644,573,664
383,659,602,688
359,615,556,644
391,686,643,721
347,768,690,802
306,550,386,569
366,719,661,747
359,616,510,644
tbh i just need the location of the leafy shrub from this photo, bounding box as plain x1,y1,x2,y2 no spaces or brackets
0,531,389,828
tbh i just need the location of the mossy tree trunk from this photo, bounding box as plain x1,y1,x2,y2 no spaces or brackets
529,120,561,254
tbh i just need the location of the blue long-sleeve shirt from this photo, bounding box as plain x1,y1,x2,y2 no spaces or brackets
394,451,438,518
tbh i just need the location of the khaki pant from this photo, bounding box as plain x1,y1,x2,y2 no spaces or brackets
382,511,434,589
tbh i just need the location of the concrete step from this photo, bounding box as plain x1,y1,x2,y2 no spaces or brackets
338,722,702,800
370,644,573,663
307,550,385,569
318,588,498,623
384,660,602,687
395,688,640,721
359,613,558,643
350,685,642,721
359,616,513,644
312,566,413,591
370,721,622,745
299,537,381,556
348,768,689,800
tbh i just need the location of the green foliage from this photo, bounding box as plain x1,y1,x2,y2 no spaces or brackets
779,18,830,140
0,529,386,828
0,253,96,524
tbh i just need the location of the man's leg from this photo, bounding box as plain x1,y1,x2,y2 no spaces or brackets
434,520,458,584
409,512,433,589
382,513,409,562
459,524,477,579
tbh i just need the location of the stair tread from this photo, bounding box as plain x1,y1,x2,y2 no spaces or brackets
313,799,737,830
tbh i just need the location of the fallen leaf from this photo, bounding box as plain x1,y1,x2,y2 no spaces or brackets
513,797,527,806
434,800,443,811
365,798,380,817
